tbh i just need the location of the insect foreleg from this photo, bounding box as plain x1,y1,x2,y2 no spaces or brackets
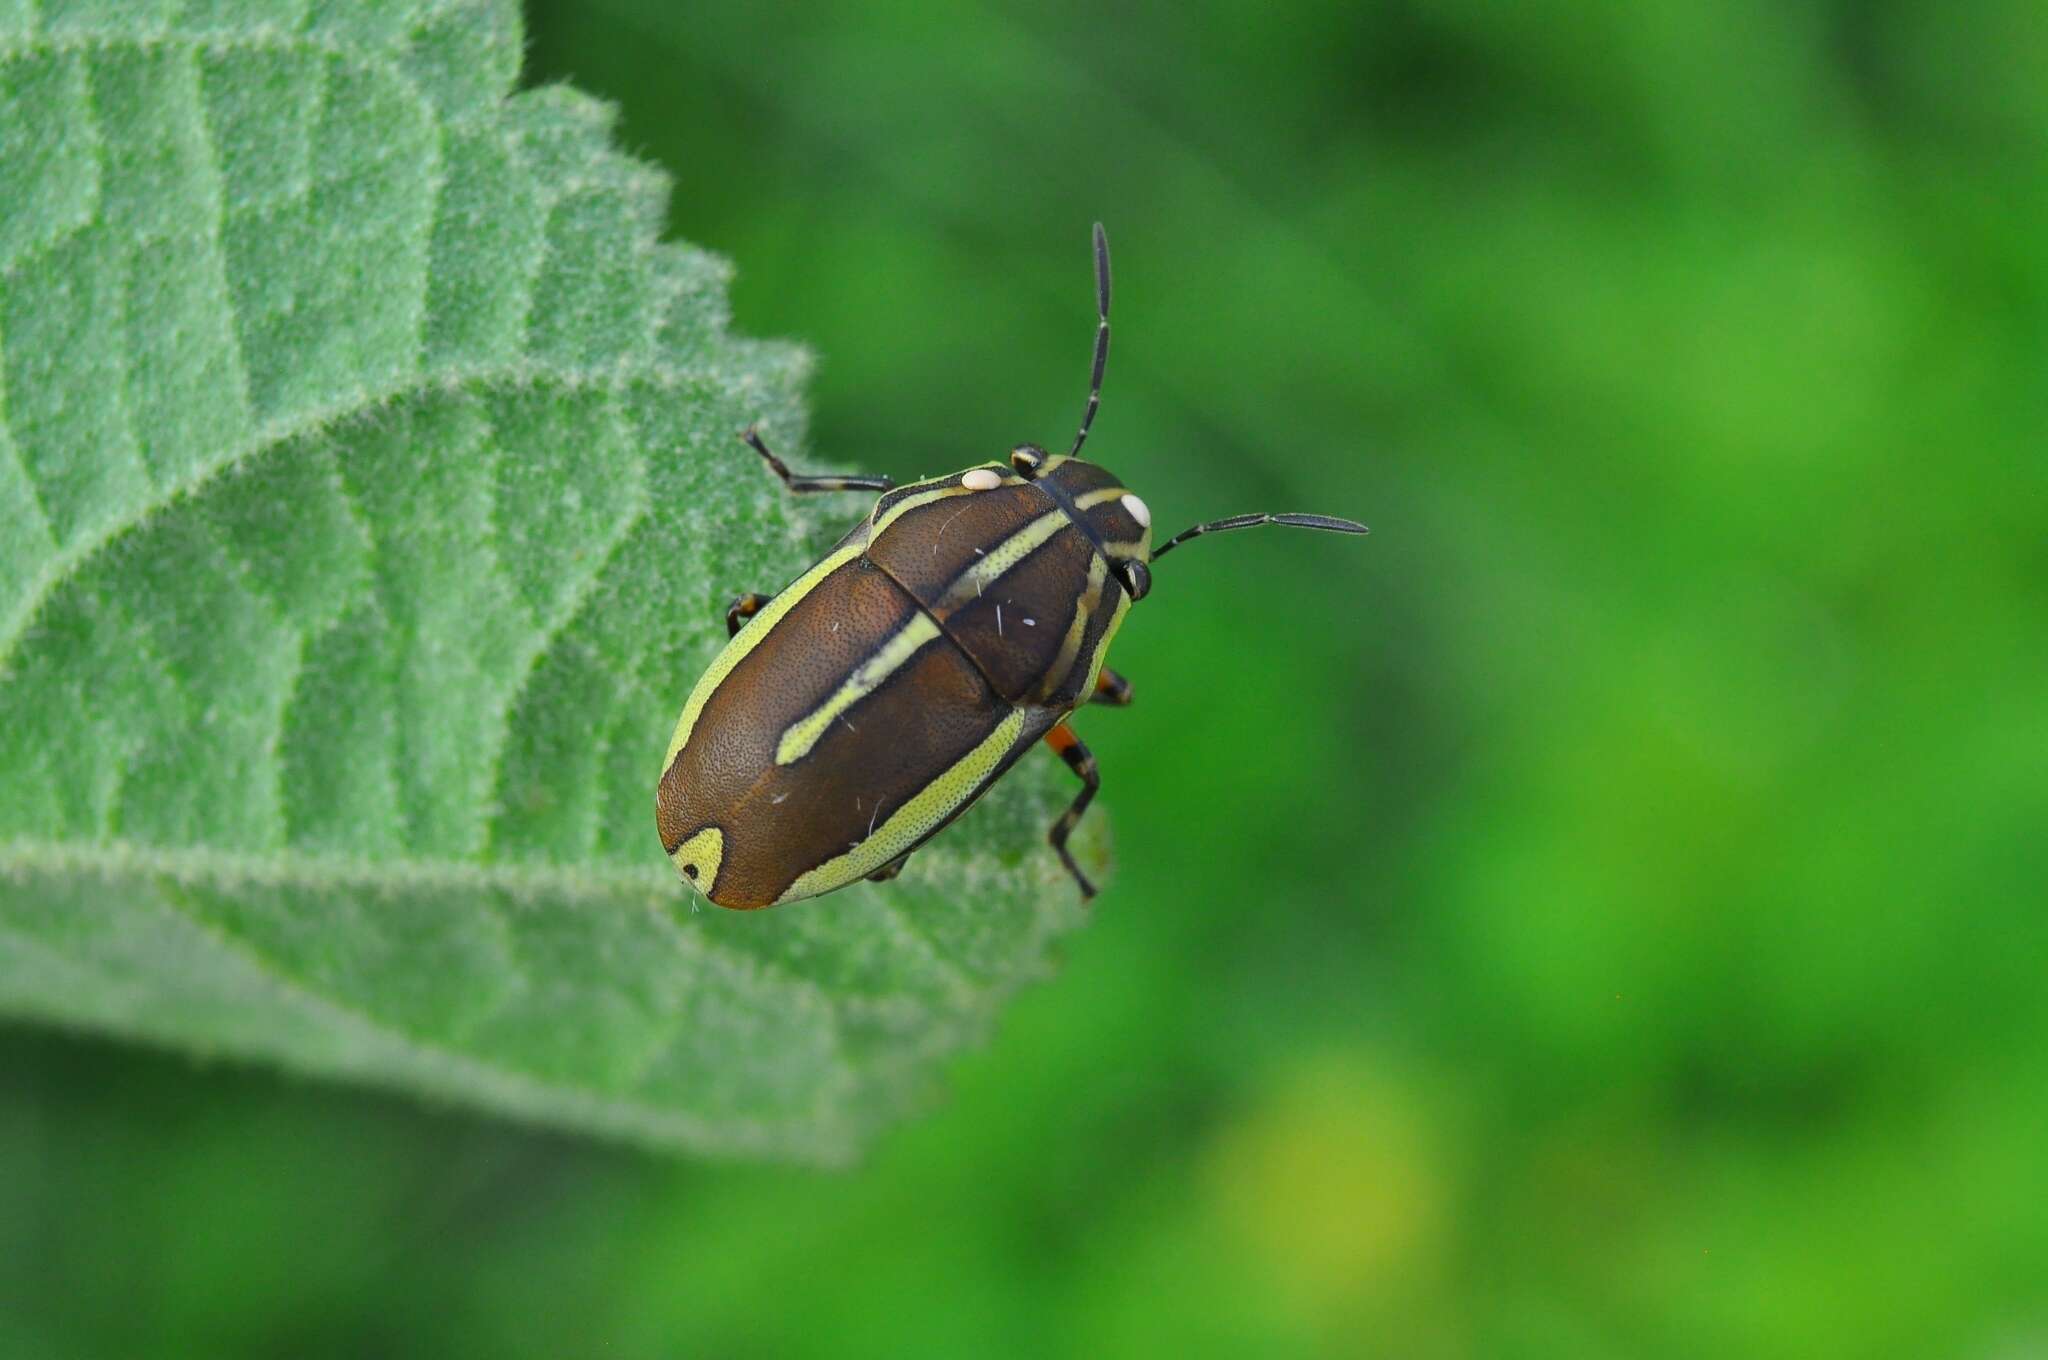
741,426,894,494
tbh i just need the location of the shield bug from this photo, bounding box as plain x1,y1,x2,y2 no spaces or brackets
657,225,1366,908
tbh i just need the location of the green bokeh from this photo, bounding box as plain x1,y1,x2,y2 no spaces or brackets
5,0,2044,1354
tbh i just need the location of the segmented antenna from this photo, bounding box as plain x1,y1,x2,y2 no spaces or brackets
1149,512,1369,560
1067,222,1112,461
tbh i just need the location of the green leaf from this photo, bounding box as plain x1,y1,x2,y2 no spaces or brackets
0,0,1098,1163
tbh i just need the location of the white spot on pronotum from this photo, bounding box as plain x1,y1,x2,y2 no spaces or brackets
772,792,788,804
1122,492,1152,527
962,468,1003,491
1023,617,1036,626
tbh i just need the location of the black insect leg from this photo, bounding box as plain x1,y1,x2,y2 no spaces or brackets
741,427,894,494
866,857,909,884
1089,667,1133,707
725,592,771,637
1044,722,1100,901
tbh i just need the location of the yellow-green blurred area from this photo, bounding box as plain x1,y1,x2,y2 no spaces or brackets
6,0,2045,1354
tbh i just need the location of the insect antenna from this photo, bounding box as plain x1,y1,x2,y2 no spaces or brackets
1148,512,1369,560
1065,222,1112,462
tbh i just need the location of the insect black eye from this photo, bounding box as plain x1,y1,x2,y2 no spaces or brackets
682,864,698,879
1119,560,1151,601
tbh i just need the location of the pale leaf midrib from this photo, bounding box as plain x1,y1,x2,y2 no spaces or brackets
0,832,674,903
0,834,976,1023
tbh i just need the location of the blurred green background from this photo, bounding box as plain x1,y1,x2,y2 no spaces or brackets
6,0,2045,1354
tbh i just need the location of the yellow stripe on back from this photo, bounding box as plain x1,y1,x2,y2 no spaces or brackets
662,541,867,770
775,708,1027,903
1081,590,1132,702
870,482,974,539
937,510,1069,608
775,613,942,765
1047,553,1106,691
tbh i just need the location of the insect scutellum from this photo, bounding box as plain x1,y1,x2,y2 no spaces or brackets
655,224,1368,909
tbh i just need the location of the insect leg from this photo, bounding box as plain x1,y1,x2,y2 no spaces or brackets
725,592,771,637
741,426,894,494
1043,722,1101,901
1088,667,1133,707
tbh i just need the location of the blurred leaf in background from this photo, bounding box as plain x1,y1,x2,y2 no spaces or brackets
4,0,2046,1356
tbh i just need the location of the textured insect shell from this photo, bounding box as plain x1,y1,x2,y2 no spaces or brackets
656,461,1147,909
656,470,1048,908
863,456,1147,709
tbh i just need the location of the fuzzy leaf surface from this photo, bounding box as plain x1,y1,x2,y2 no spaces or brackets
0,0,1094,1162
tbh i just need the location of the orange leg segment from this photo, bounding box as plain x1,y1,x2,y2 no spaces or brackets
1089,666,1133,706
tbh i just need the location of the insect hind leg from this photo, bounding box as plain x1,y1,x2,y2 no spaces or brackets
1044,722,1101,901
865,856,910,884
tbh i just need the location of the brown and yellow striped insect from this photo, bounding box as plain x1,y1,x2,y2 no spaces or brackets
656,225,1366,909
